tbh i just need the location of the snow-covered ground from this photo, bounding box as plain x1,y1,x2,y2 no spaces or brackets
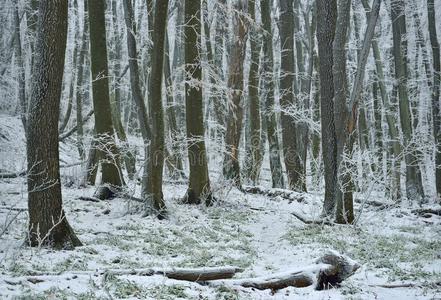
1,115,441,299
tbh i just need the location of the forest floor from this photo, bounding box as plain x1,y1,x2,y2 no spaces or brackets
1,115,441,299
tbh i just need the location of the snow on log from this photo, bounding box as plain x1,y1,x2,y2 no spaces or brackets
205,251,360,291
242,185,305,202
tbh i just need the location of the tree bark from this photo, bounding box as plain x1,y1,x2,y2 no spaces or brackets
27,0,81,249
279,0,305,191
88,0,125,199
14,3,27,134
332,0,352,224
244,0,262,185
316,0,337,216
391,0,425,202
261,0,285,189
222,1,248,187
427,0,441,197
146,0,169,215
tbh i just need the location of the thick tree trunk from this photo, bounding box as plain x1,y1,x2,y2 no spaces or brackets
391,0,425,202
27,0,81,249
261,0,285,189
316,0,337,216
427,0,441,197
332,0,352,224
184,0,213,205
88,0,125,199
145,0,169,215
222,1,248,187
279,0,305,191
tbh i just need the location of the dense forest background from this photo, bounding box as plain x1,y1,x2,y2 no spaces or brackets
0,0,441,299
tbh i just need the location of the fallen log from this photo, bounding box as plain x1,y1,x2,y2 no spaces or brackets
242,186,305,203
204,251,360,291
291,212,334,226
411,208,441,216
4,253,359,292
0,170,26,179
6,266,244,284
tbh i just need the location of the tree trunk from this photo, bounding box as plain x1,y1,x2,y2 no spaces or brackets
110,1,136,180
316,0,337,216
244,0,262,185
261,0,285,189
391,0,425,202
279,0,305,191
122,0,152,199
14,3,27,134
164,30,185,180
222,1,248,187
294,0,309,185
146,0,169,215
332,0,352,224
75,0,88,161
88,0,125,200
184,0,213,205
27,0,81,249
427,0,441,197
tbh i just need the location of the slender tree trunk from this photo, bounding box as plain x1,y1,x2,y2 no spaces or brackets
27,0,81,249
222,1,248,187
164,30,185,179
294,0,309,182
146,0,169,215
14,3,26,133
75,0,89,160
244,0,262,185
184,0,213,205
279,0,305,191
427,0,441,197
316,0,337,216
123,0,152,199
110,0,136,180
88,0,125,199
361,0,401,200
261,0,285,189
391,0,425,202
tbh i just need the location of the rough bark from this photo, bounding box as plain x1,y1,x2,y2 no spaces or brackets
145,0,169,215
184,0,213,205
244,0,262,185
27,0,81,249
279,0,305,191
261,0,285,189
427,0,441,197
332,0,353,224
222,1,248,187
88,0,125,199
316,0,337,216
